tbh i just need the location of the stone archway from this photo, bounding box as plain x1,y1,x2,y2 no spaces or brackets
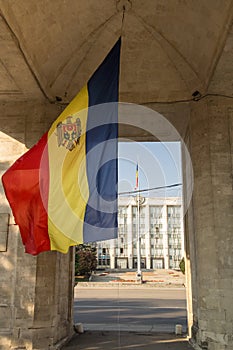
1,95,233,350
0,1,233,348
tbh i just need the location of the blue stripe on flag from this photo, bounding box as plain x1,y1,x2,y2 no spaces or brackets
84,38,121,242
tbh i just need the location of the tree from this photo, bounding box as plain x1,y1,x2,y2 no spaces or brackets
179,257,185,275
75,245,97,277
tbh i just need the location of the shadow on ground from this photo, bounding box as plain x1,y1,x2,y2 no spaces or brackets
62,331,193,350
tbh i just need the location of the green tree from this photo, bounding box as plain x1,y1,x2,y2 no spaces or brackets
75,245,97,277
179,257,185,275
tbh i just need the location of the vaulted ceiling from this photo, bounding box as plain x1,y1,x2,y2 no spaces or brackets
0,0,233,104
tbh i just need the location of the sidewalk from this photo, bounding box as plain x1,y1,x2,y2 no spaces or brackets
62,331,193,350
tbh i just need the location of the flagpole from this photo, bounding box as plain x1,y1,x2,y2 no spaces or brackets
136,163,142,283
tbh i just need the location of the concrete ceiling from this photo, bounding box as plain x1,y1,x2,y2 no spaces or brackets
0,0,233,104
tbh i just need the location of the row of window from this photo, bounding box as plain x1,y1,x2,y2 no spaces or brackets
118,232,167,239
98,252,182,261
97,257,183,268
121,214,180,220
99,241,182,253
169,255,182,261
99,245,182,254
98,259,110,266
119,205,181,216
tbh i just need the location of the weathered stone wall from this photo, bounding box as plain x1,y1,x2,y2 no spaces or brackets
0,100,74,350
188,96,233,350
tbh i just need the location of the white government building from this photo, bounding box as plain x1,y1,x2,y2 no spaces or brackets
95,196,184,270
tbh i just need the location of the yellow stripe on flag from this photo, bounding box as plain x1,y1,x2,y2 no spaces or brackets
47,86,89,253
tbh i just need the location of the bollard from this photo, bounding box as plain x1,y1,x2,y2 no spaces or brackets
175,324,182,335
75,322,84,334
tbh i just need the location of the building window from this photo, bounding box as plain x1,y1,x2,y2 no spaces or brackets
120,248,124,254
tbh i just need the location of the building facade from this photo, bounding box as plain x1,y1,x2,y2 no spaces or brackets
96,197,184,270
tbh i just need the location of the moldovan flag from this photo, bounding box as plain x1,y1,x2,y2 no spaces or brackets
135,163,139,190
2,38,121,255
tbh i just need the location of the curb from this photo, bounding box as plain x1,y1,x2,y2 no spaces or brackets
75,282,185,288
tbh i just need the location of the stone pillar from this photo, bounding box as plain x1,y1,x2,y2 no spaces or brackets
0,112,29,349
188,97,233,350
32,250,74,349
0,100,75,349
182,131,197,339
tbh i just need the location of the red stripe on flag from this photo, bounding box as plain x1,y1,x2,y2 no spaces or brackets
2,133,50,255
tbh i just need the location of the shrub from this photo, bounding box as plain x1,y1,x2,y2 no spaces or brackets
75,244,97,277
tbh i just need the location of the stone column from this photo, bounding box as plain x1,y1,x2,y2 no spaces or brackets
188,97,233,350
182,130,197,339
32,250,74,349
0,100,75,349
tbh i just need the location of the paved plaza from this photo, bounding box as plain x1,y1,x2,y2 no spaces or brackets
63,331,193,350
63,270,191,349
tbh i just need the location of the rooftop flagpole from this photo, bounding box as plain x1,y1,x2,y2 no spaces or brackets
135,162,143,283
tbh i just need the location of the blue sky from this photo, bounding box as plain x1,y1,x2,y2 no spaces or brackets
118,141,182,198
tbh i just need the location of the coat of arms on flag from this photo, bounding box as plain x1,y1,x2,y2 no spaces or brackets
56,116,82,151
